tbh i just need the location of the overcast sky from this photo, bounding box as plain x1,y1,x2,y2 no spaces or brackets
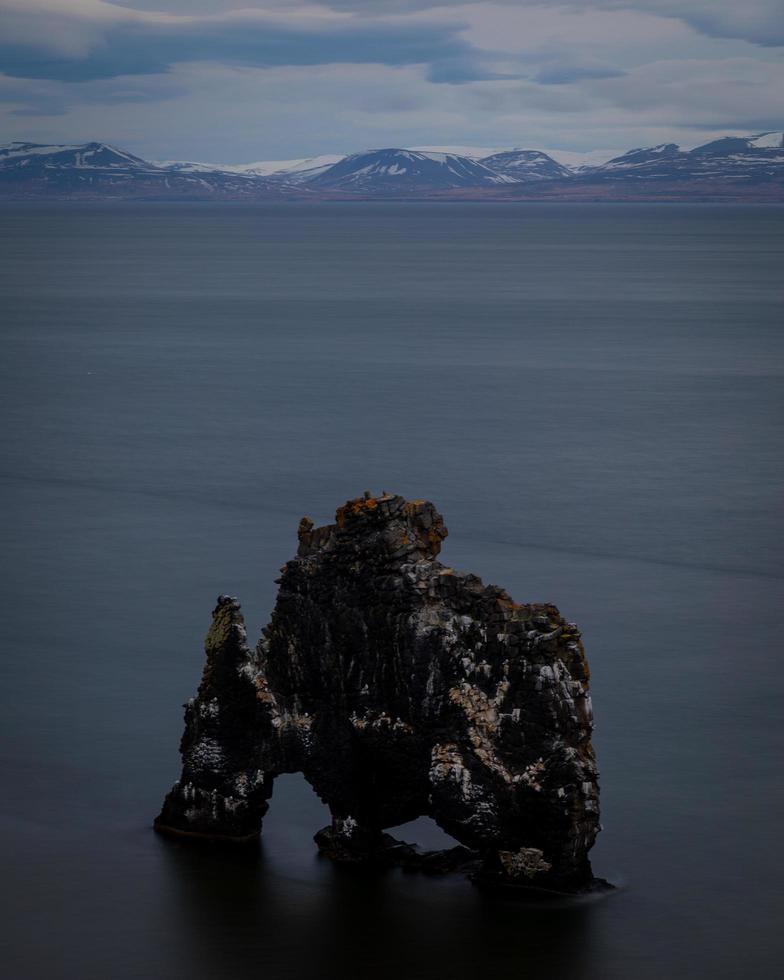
0,0,781,162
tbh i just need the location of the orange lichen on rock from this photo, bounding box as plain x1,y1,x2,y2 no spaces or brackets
335,494,380,526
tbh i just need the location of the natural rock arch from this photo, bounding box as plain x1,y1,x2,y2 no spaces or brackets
155,494,602,891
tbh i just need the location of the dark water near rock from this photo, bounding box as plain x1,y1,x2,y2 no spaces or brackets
1,202,782,979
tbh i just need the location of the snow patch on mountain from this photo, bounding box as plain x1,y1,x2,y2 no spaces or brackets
540,148,622,170
408,144,507,159
748,132,783,149
155,154,344,179
1,142,79,161
479,149,571,181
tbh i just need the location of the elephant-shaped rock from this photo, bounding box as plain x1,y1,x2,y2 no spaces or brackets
155,493,602,891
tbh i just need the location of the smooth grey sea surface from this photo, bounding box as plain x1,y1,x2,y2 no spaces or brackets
1,202,782,980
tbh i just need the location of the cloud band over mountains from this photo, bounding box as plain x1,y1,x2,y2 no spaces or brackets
0,0,781,160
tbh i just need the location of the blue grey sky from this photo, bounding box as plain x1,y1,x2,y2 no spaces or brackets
0,0,781,161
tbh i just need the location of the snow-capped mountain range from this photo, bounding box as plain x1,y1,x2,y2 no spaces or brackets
590,133,784,180
1,133,782,200
307,148,515,190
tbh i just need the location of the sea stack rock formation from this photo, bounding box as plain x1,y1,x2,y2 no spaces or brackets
155,494,602,891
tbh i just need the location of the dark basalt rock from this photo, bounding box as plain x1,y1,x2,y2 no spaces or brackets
155,493,603,891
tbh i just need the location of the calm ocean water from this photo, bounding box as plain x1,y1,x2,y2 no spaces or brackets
1,202,782,979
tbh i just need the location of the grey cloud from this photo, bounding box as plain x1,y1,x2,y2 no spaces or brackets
464,79,599,114
0,64,189,120
9,104,66,117
583,57,784,128
671,3,784,47
577,0,784,47
318,0,784,47
0,12,487,84
534,65,626,85
426,57,524,84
